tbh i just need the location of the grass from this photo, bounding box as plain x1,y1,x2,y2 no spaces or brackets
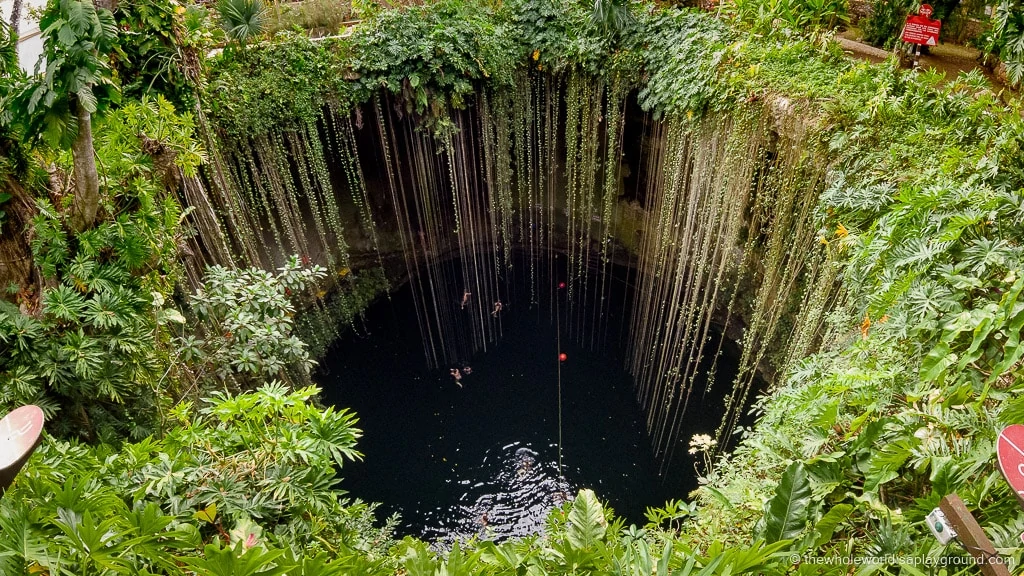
265,0,356,37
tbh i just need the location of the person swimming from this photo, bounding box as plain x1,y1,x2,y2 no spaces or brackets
450,368,462,387
492,301,503,316
515,450,535,478
463,366,472,375
461,290,472,309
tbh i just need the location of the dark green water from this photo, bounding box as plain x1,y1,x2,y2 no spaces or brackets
318,259,742,543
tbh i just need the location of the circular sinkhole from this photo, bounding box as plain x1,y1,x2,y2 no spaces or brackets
317,256,747,543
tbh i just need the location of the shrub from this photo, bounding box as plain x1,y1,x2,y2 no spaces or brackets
730,0,850,35
861,0,913,48
175,256,327,390
980,0,1024,87
217,0,268,46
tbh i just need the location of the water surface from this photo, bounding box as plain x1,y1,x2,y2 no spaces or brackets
318,264,738,543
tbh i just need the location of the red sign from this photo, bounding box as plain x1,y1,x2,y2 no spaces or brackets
902,11,941,46
998,425,1024,508
919,3,933,18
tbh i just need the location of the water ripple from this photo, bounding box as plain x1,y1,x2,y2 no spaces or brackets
419,441,575,546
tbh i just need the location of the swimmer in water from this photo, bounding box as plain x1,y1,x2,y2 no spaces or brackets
461,290,471,309
492,301,503,316
450,368,462,387
463,366,472,375
516,454,535,478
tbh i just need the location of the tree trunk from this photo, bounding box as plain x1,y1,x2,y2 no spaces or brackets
9,0,23,36
0,178,39,310
70,98,100,232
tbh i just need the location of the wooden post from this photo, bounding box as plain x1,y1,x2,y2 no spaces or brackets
939,494,1011,576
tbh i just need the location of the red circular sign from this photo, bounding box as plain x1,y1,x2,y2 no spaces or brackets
998,425,1024,506
0,405,44,469
919,3,933,18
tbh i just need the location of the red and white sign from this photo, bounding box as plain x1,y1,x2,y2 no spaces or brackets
998,425,1024,508
902,5,941,46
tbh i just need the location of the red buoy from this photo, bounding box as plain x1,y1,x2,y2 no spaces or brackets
558,282,566,289
559,353,567,362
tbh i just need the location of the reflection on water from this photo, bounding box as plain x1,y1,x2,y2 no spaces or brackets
422,442,574,544
317,265,742,544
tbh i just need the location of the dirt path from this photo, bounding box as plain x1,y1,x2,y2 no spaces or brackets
836,30,1006,91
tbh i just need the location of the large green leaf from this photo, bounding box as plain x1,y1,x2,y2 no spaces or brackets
178,541,288,576
812,504,853,548
566,489,607,550
863,439,914,492
761,461,812,544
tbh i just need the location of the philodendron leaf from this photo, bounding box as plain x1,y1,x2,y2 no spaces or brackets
812,503,853,548
566,489,607,550
762,461,812,544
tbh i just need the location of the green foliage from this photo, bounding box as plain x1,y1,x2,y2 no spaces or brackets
0,382,801,574
759,461,811,543
217,0,268,47
730,0,849,36
0,384,394,574
96,95,205,178
861,0,913,49
12,0,119,148
565,488,608,549
980,0,1024,86
0,190,179,439
0,22,29,183
205,0,635,136
6,1,1024,573
111,0,211,108
636,10,733,117
663,7,1024,564
391,492,788,575
0,21,17,76
265,0,354,37
0,99,202,440
204,32,358,137
176,256,326,388
348,0,517,124
590,0,635,40
502,0,606,73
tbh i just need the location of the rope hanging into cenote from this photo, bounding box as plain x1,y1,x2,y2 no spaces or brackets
195,74,836,476
556,283,563,477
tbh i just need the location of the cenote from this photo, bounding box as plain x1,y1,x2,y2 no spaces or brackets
144,31,842,553
6,0,1020,569
318,255,749,542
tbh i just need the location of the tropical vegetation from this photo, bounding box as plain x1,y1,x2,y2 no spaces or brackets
0,0,1022,572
